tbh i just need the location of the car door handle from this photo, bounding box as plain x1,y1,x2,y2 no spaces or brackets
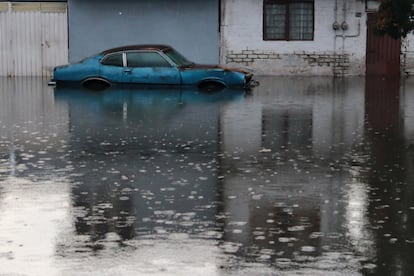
123,68,132,73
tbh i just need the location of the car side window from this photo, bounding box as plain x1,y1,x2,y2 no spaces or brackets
126,52,171,67
101,53,123,67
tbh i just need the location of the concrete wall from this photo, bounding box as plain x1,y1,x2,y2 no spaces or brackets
402,34,414,75
67,0,219,64
221,0,367,76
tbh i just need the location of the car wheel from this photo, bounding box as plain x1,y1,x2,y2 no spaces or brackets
82,79,111,91
198,81,226,93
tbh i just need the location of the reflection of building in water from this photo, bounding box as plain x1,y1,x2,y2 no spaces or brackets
401,79,414,276
362,77,414,275
403,78,414,142
0,78,71,275
0,78,69,178
219,77,369,264
365,77,400,132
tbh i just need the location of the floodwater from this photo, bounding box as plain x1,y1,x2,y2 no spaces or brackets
0,76,413,276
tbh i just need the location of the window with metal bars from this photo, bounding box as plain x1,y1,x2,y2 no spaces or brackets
263,0,314,41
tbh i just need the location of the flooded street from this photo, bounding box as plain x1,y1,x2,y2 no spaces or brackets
0,76,413,275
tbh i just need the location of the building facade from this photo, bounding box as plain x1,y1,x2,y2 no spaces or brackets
1,0,414,77
220,0,411,77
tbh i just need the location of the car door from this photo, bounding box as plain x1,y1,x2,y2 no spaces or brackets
100,52,129,83
125,51,181,85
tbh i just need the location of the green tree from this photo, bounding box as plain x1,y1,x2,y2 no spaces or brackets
375,0,414,39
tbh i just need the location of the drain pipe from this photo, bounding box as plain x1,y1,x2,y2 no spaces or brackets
332,0,362,76
333,0,339,42
333,0,339,31
341,0,347,77
333,0,339,77
335,0,361,39
336,0,362,38
342,0,348,33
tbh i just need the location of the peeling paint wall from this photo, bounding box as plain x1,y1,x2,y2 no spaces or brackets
221,0,367,76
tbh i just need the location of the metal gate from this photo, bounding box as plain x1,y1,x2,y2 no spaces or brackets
0,2,68,77
366,13,401,76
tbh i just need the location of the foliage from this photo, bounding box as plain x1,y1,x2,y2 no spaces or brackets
375,0,414,39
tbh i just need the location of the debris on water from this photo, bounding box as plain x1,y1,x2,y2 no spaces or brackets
220,242,241,253
288,225,305,232
363,263,377,270
279,237,296,243
301,246,316,252
228,221,247,226
252,194,263,200
309,232,324,239
389,238,398,244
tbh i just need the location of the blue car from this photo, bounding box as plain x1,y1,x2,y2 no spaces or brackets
51,45,254,91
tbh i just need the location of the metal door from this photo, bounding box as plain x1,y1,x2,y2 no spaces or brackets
366,13,401,76
0,2,68,77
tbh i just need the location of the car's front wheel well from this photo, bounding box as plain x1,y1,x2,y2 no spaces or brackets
198,80,226,92
82,78,111,91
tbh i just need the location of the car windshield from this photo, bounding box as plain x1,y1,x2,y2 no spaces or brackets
163,48,193,67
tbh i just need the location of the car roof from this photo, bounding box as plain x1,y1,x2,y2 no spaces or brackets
101,45,171,55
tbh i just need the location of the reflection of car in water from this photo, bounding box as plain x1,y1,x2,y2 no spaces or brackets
54,86,247,104
51,45,255,91
54,86,247,122
54,86,245,244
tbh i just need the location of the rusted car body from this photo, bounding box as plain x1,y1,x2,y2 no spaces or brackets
51,45,254,91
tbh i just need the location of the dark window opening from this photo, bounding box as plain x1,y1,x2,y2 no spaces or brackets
163,48,192,67
263,0,314,41
126,52,171,67
101,53,123,67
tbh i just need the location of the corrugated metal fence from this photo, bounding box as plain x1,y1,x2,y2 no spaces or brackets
0,2,68,77
366,13,401,76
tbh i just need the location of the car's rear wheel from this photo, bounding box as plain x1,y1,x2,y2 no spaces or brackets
82,79,111,91
198,81,226,93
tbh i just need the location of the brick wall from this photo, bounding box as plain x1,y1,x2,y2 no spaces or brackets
220,0,366,76
226,50,350,77
402,35,414,76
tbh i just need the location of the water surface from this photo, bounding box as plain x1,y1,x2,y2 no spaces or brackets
0,77,413,275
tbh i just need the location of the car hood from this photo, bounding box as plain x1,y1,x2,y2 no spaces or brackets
182,63,252,75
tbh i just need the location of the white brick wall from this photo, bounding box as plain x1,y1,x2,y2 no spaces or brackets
402,34,414,76
220,0,366,76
